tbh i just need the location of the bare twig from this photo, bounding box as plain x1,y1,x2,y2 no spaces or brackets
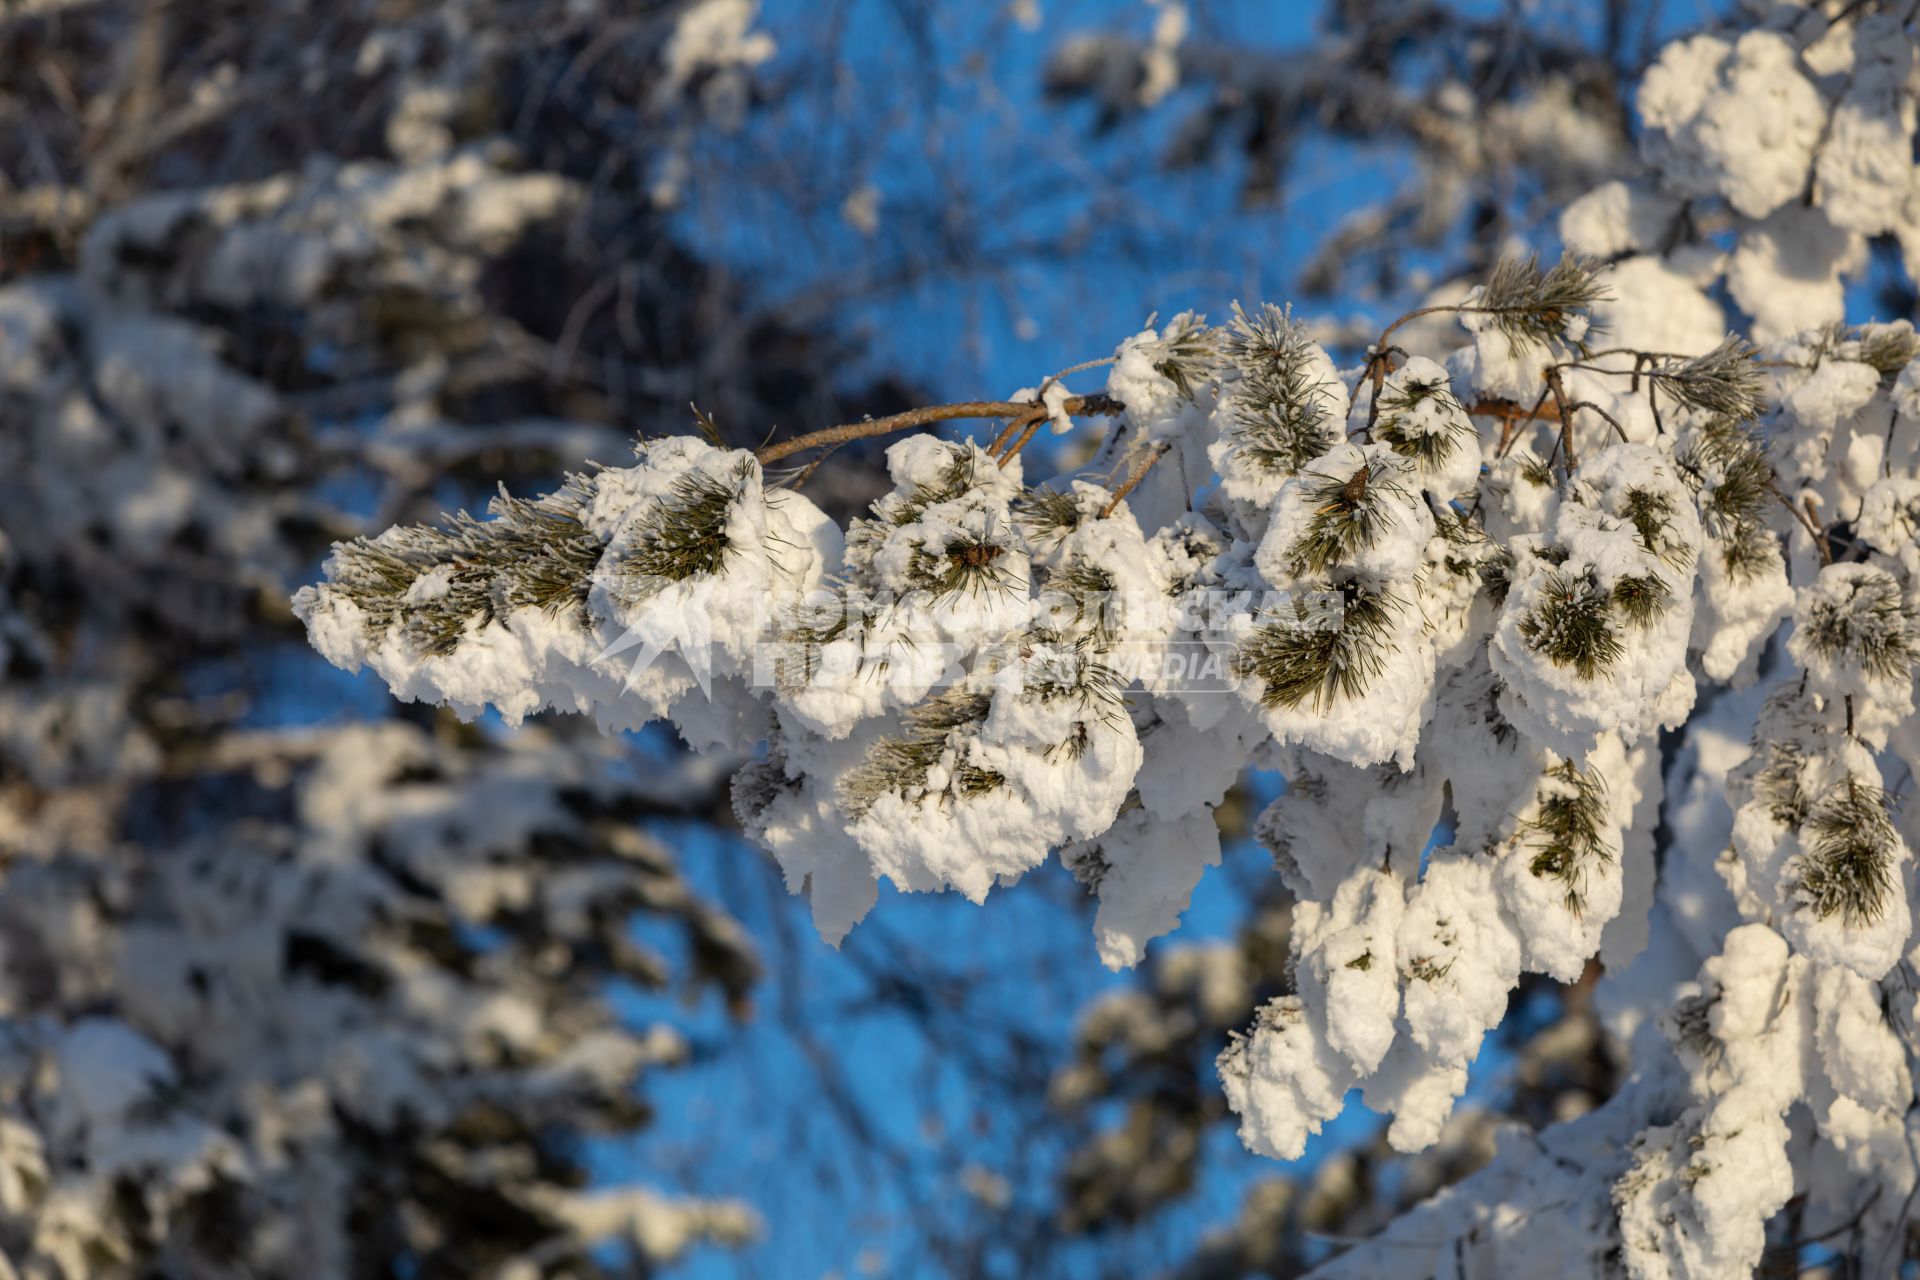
1768,479,1833,565
1040,355,1117,387
1544,366,1579,478
1467,395,1561,425
774,443,843,492
1358,344,1407,434
1101,443,1171,517
754,395,1125,465
997,413,1048,468
1801,492,1835,566
986,409,1043,457
1569,400,1631,443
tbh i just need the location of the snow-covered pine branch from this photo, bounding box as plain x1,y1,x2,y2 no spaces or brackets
299,4,1920,1276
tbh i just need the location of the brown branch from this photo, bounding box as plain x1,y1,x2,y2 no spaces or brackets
997,414,1048,468
1359,345,1405,435
1766,478,1833,565
1569,401,1631,443
1466,396,1562,424
1544,366,1579,478
985,411,1039,456
755,395,1126,465
1101,443,1171,517
1375,303,1506,351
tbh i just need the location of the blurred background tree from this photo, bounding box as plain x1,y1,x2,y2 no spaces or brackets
0,1,1738,1276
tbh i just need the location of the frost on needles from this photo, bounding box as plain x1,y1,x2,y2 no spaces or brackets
300,6,1920,1277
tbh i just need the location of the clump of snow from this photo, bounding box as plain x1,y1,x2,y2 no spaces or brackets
1638,31,1825,220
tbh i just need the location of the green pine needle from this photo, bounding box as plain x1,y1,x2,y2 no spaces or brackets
1518,567,1623,679
1223,302,1340,475
327,473,604,657
1147,311,1224,402
840,690,1003,820
613,463,749,596
1800,569,1920,683
1854,326,1920,383
1611,572,1671,630
1798,777,1899,926
1286,460,1409,575
1475,253,1608,357
1045,559,1119,642
1517,452,1556,488
1233,583,1400,712
1652,337,1764,422
883,445,981,526
1520,758,1612,916
1753,737,1811,829
1013,486,1085,543
909,530,1021,600
1376,377,1469,471
1622,487,1692,568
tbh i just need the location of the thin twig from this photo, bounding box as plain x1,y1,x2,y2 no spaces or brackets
1769,479,1833,565
1358,344,1406,434
1377,304,1488,349
1100,444,1171,518
1040,355,1116,387
997,414,1048,468
754,394,1125,465
1544,366,1579,478
986,408,1043,457
990,412,1036,458
776,443,842,492
1803,493,1835,566
1569,400,1631,443
1467,396,1562,425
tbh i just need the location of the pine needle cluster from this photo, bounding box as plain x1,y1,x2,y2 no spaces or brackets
1677,415,1777,580
1853,325,1920,383
1013,486,1086,545
1405,954,1456,983
1610,572,1672,630
731,740,798,830
1473,253,1608,357
1520,759,1613,915
1667,990,1723,1064
1798,777,1900,925
1651,337,1764,421
1233,583,1400,711
1482,546,1516,608
909,528,1020,600
773,591,862,691
1286,460,1408,575
1621,487,1693,569
1044,559,1120,643
1024,634,1125,715
328,474,603,656
1146,311,1224,401
1689,418,1774,521
1517,567,1624,679
1517,451,1557,489
1376,377,1470,470
1800,569,1920,682
1222,302,1339,475
1023,636,1125,759
610,462,749,596
1752,737,1811,828
1063,839,1111,892
840,690,1003,819
881,446,981,526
